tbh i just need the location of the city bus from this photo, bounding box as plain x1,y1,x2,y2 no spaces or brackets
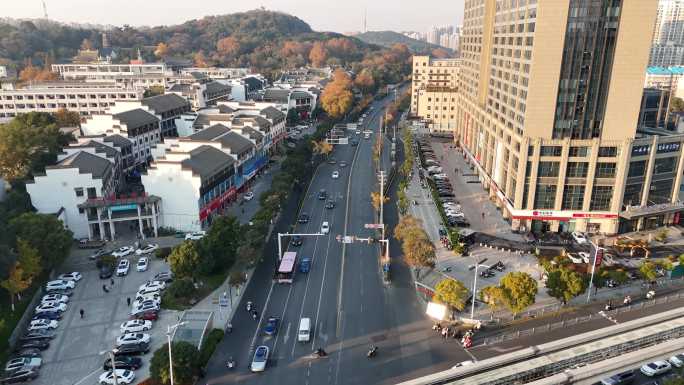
275,251,297,284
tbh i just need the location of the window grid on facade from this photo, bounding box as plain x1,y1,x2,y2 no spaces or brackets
562,185,585,210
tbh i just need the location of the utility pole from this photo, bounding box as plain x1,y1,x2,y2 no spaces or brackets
42,0,48,19
379,170,385,241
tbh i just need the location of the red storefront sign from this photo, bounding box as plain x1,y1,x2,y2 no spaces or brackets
199,187,236,221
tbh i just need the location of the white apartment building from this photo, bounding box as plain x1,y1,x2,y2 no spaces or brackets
27,151,117,239
106,93,192,138
411,56,460,133
52,62,171,89
0,83,143,119
144,123,265,231
82,108,161,168
180,67,251,80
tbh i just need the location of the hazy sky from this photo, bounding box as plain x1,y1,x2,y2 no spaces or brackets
6,0,463,33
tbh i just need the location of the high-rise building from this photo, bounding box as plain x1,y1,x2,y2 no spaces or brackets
650,0,684,66
455,0,684,235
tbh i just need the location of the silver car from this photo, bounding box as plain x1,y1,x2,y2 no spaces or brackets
250,345,269,372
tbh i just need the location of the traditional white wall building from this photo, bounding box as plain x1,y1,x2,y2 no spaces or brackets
82,108,161,168
107,93,192,138
52,62,171,89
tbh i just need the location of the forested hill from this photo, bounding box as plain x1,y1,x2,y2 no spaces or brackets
0,9,386,78
355,31,448,55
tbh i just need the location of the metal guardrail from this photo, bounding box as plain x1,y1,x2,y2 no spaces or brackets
478,290,684,347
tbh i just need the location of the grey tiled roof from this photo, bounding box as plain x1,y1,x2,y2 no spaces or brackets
103,134,132,148
113,109,159,129
181,145,235,180
241,126,264,141
263,88,290,103
51,151,112,179
243,76,265,91
142,94,191,114
206,82,231,95
260,106,285,121
188,124,231,141
187,124,255,155
69,140,119,158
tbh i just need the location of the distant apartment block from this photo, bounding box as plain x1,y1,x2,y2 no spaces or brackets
650,0,684,66
52,62,171,89
411,56,460,133
179,67,251,80
0,83,144,119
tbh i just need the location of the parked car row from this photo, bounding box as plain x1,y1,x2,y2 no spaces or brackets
2,273,84,383
415,139,470,229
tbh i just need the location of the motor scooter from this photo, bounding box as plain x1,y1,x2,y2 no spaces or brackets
367,346,378,358
226,357,236,369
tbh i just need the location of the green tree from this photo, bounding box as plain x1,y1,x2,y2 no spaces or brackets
10,212,73,271
229,270,246,294
499,272,538,316
1,262,31,311
663,376,684,385
433,278,468,311
546,269,586,305
639,261,658,282
168,241,201,280
149,341,200,385
16,238,41,280
286,109,300,126
236,244,260,268
0,113,70,181
480,285,506,317
671,96,684,113
203,216,241,270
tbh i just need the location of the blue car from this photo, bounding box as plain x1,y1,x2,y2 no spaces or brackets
299,257,312,273
264,317,279,336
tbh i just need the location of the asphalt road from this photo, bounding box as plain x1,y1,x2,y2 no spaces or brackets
202,93,476,385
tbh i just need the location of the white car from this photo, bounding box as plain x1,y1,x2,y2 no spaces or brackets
120,320,152,334
139,280,166,291
112,246,134,258
669,353,684,368
640,360,671,376
445,211,464,218
332,171,340,179
5,357,42,372
35,302,67,313
116,259,130,276
41,294,69,304
45,280,75,291
57,272,82,282
129,303,159,316
116,332,151,347
572,231,588,244
135,291,161,302
28,319,59,331
136,257,149,272
185,231,206,241
98,369,135,385
132,298,161,309
136,287,161,298
135,244,158,256
578,252,591,264
567,253,584,264
321,221,330,234
251,345,269,372
244,192,255,201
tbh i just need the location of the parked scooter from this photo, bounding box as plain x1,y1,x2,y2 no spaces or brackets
647,290,656,300
367,346,378,358
226,357,236,369
246,301,253,312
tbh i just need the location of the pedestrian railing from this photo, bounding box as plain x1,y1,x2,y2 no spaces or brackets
476,291,684,347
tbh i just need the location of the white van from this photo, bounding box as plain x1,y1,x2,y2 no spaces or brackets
298,318,311,342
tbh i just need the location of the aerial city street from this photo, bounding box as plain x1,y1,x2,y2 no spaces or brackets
3,1,684,385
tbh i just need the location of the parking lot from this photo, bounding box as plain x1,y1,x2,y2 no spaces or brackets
30,251,180,385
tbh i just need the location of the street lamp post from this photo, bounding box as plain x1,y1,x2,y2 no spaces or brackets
586,241,602,303
167,321,187,385
99,350,118,385
469,258,488,319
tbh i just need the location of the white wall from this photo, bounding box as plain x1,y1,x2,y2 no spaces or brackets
142,163,202,232
26,168,103,239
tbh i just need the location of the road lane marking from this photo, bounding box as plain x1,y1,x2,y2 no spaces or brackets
284,321,291,344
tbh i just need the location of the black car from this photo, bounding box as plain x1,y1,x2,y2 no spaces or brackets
153,271,173,283
103,355,142,370
438,191,456,197
45,288,73,297
297,213,310,224
480,269,495,278
449,218,470,227
0,369,39,383
291,236,303,247
99,265,114,279
12,348,42,359
317,190,327,200
113,342,150,356
18,340,49,351
325,201,335,209
32,311,61,321
21,330,55,341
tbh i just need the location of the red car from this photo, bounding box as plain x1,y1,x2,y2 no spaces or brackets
129,310,158,321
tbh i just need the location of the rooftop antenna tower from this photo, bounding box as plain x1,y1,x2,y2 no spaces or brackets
41,0,48,19
363,8,367,33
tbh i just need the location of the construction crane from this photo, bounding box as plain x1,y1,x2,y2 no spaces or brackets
41,0,48,19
